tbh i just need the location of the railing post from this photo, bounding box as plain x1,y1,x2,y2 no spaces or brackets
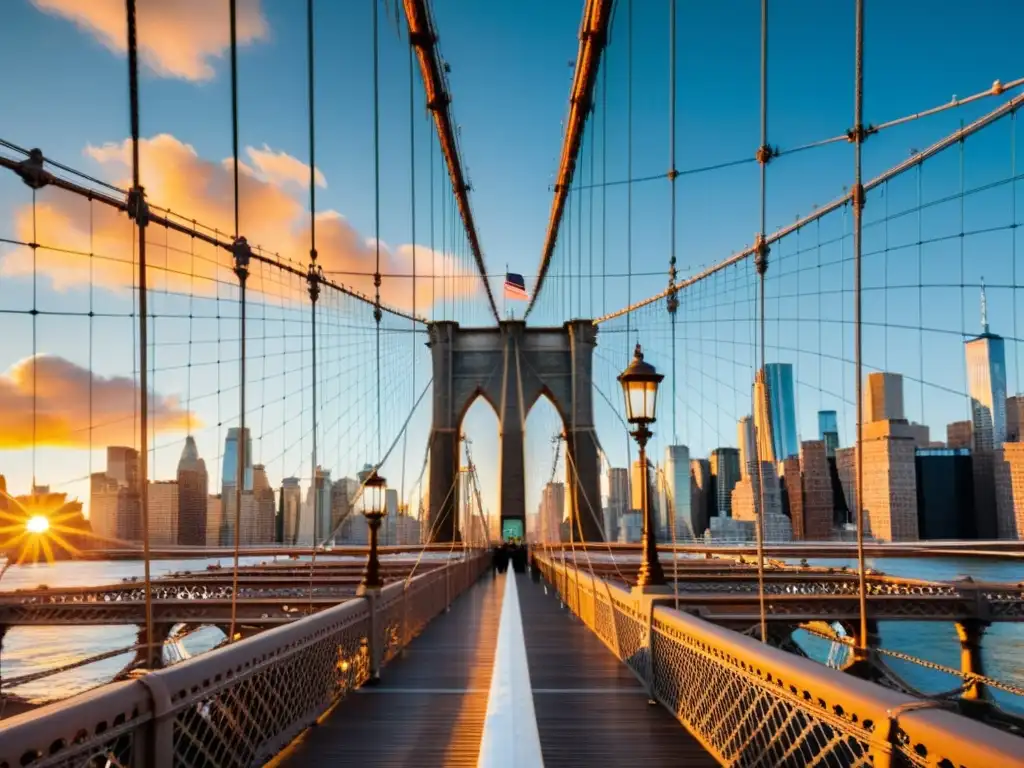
136,674,173,768
445,558,452,612
364,591,382,685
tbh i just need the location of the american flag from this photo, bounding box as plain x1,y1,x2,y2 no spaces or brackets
504,272,529,300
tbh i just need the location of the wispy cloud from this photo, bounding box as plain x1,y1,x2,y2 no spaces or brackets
31,0,268,81
0,355,197,449
3,133,474,312
246,144,327,190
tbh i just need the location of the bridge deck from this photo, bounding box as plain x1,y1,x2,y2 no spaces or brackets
273,569,714,767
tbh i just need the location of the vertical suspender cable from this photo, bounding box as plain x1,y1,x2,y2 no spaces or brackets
430,117,435,313
602,61,608,317
228,0,246,644
373,0,383,460
307,0,321,607
577,132,583,317
1013,113,1019,394
625,0,633,354
124,0,154,667
753,0,769,644
589,109,595,317
402,38,417,509
852,0,868,657
668,0,679,445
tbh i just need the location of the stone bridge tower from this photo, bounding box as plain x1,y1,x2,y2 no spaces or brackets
427,320,603,542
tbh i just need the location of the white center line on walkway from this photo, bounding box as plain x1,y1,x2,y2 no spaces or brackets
477,574,545,768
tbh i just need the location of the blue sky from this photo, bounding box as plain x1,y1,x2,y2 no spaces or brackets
0,0,1022,533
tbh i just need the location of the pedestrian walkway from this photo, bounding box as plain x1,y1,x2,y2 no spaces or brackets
517,574,717,767
273,567,715,767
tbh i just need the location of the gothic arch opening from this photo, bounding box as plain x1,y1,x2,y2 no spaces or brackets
525,391,568,544
458,393,499,544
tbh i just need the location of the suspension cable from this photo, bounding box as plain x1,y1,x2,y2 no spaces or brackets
227,0,245,644
124,0,154,667
625,0,633,355
306,0,322,614
373,0,383,459
667,0,679,443
852,0,869,659
753,0,769,645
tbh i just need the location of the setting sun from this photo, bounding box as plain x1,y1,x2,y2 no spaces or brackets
26,515,50,534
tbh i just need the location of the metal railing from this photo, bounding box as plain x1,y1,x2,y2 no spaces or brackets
533,553,1024,768
0,553,488,768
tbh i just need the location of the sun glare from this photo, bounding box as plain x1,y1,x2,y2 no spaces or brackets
26,515,50,534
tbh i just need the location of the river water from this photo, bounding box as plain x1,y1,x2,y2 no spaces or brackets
0,555,1021,716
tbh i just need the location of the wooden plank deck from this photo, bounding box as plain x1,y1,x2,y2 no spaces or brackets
517,574,717,767
272,568,717,767
272,572,504,767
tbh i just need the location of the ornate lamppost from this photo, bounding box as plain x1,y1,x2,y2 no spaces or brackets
618,343,666,588
359,468,388,592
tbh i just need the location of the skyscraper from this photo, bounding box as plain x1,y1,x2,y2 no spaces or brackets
689,458,711,538
662,445,694,538
1006,395,1024,442
384,488,399,545
818,410,840,457
865,372,905,423
250,464,276,544
539,482,564,543
606,467,628,541
90,447,141,543
737,415,756,478
176,436,208,545
148,481,179,546
308,467,333,543
762,363,799,460
965,283,1007,450
710,447,741,518
752,375,776,464
222,427,254,492
205,495,223,547
947,420,972,449
106,446,140,491
281,477,305,544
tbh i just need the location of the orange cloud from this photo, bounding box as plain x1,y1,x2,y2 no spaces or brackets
3,134,474,313
0,355,198,449
246,144,327,190
31,0,268,81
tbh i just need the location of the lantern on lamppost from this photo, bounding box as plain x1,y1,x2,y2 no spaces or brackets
618,343,666,588
359,468,388,591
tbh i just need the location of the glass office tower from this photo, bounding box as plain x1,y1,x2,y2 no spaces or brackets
762,363,799,460
965,284,1007,450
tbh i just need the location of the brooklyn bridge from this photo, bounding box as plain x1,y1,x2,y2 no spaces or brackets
1,0,1024,766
